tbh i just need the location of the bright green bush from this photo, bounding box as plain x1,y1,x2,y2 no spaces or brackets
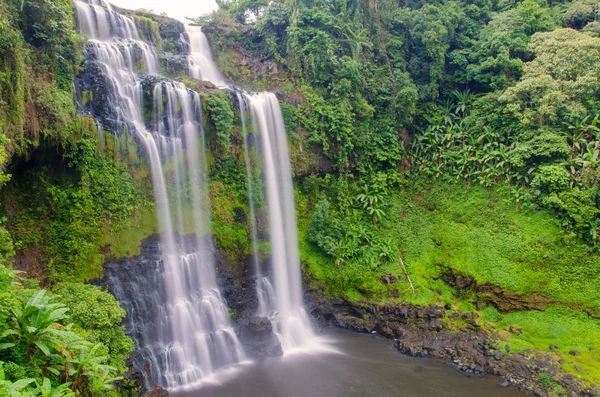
0,268,131,396
53,283,134,372
201,91,235,153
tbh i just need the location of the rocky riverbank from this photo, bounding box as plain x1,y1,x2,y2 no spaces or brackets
305,288,599,397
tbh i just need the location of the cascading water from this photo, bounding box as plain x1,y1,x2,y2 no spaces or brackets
245,93,315,350
186,26,228,87
75,1,244,390
236,93,274,317
186,26,316,351
148,82,245,389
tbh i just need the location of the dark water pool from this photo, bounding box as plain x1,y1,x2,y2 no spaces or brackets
174,327,523,397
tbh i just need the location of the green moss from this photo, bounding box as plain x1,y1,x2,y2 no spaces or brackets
79,89,92,107
209,181,251,266
215,50,253,85
492,307,600,386
100,205,157,258
135,16,161,48
200,90,235,154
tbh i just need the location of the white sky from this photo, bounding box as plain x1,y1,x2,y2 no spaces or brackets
110,0,218,21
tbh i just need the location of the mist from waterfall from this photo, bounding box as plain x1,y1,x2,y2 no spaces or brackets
75,0,244,390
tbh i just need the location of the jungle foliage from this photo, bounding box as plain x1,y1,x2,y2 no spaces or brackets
205,0,600,248
0,2,152,393
0,266,133,397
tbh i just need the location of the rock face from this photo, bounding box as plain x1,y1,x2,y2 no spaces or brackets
305,290,600,397
441,268,554,312
144,385,168,397
215,252,283,360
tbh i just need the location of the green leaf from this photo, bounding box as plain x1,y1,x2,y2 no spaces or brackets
8,378,35,392
34,340,51,356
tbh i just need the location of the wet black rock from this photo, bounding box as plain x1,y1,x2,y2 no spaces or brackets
144,385,168,397
113,359,145,397
233,207,247,223
380,274,398,284
442,268,552,312
158,20,186,53
238,316,283,359
159,53,189,77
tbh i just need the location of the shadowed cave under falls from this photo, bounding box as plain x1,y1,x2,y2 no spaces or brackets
74,1,524,395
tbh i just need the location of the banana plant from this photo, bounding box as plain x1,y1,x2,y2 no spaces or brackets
3,290,91,376
577,143,600,168
1,363,37,397
453,89,472,118
69,344,120,395
355,185,386,223
33,379,74,397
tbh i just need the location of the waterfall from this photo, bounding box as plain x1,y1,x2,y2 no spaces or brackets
245,93,315,350
185,26,316,351
75,1,244,390
74,0,139,40
186,26,228,87
237,93,274,317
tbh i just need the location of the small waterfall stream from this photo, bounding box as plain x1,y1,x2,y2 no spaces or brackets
245,93,316,350
185,26,316,351
75,0,244,390
236,93,273,316
186,26,227,87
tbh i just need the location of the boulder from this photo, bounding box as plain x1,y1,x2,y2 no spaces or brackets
238,315,283,359
145,385,168,397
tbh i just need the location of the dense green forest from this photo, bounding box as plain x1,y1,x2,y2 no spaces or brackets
0,0,599,395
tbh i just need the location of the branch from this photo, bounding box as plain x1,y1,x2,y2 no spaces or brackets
398,251,416,296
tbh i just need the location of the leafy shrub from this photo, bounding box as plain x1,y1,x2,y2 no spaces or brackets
201,91,234,153
53,283,134,371
531,164,570,194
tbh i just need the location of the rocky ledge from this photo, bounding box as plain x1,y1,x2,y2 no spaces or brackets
305,291,599,397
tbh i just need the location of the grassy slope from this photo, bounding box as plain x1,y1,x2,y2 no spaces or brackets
297,181,600,386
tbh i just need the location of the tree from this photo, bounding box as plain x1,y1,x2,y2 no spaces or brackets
500,29,600,126
564,0,600,30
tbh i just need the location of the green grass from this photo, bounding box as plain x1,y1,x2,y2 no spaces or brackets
494,306,600,386
371,183,600,313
